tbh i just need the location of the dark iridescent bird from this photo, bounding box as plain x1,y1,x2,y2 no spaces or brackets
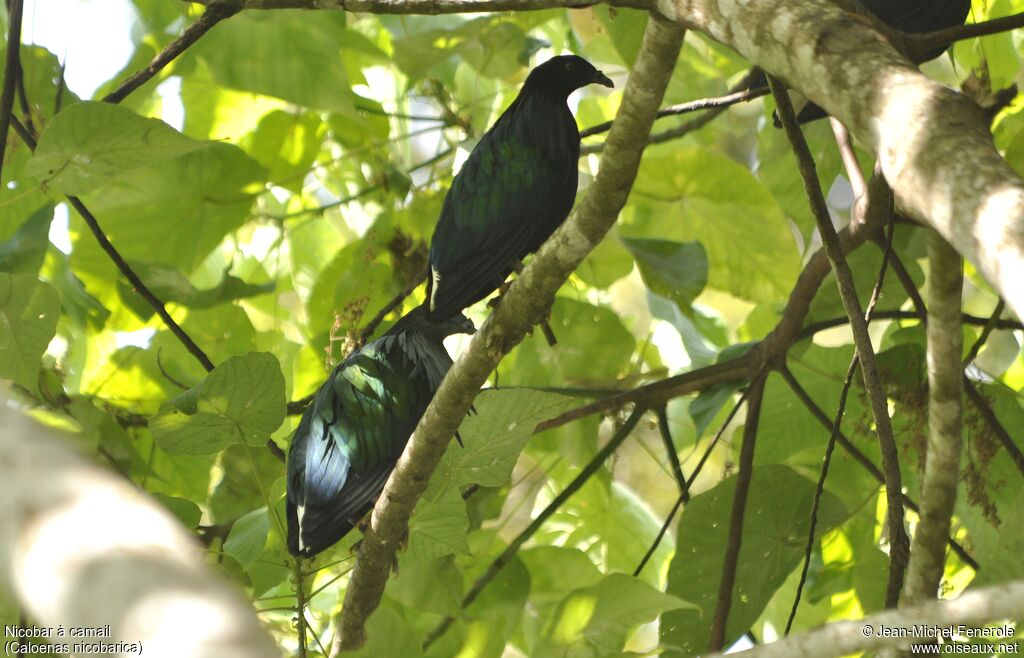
286,308,474,557
782,0,972,123
425,55,613,324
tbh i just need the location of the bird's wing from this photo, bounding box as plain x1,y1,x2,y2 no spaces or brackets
288,350,420,555
428,124,577,317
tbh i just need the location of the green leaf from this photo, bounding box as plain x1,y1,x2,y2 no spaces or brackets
151,352,285,455
622,238,708,311
116,261,273,320
0,205,53,275
72,143,266,277
627,147,800,303
536,573,692,657
436,388,577,490
150,493,202,529
25,102,206,195
407,481,470,561
346,605,425,658
661,465,849,657
576,231,634,289
595,7,648,66
190,11,366,112
224,507,270,568
0,273,59,389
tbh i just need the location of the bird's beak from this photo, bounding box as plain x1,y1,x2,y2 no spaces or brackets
593,70,614,88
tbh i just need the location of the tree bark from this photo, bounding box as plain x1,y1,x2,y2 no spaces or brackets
0,396,281,658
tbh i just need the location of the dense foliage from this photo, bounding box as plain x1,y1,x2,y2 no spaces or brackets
2,1,1023,656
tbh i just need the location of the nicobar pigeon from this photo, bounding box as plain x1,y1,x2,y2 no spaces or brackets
425,55,613,325
286,308,474,557
780,0,972,124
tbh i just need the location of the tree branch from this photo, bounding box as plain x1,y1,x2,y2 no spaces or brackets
703,579,1024,658
0,396,280,658
903,234,964,603
102,1,242,104
661,0,1024,321
770,75,909,606
0,0,24,184
780,367,979,572
329,19,687,653
708,374,766,652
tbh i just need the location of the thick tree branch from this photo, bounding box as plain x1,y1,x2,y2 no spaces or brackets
903,234,964,604
770,75,909,606
0,398,280,658
703,579,1024,658
661,0,1024,321
330,19,686,653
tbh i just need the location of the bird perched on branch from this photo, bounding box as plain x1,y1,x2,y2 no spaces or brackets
286,308,474,557
425,55,613,339
780,0,972,123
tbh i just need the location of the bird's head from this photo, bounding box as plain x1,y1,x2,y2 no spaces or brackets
390,306,476,342
525,55,613,97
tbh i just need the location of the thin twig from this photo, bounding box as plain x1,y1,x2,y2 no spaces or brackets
66,197,215,372
656,404,688,497
785,357,858,634
582,70,765,155
293,561,308,658
962,299,1005,367
422,407,647,650
780,369,978,571
102,1,242,104
0,0,25,184
786,205,895,633
580,84,768,138
770,75,909,608
633,383,755,577
913,12,1024,56
964,380,1024,477
708,374,766,652
356,274,425,345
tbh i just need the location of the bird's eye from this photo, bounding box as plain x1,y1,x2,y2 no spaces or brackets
565,62,576,71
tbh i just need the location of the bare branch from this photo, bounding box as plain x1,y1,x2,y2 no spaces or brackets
102,1,242,104
0,0,25,183
770,75,909,606
329,19,687,653
703,579,1024,658
708,374,766,651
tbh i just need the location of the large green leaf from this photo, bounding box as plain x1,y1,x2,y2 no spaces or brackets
623,237,708,311
190,11,371,112
661,465,849,657
535,573,692,657
0,205,53,276
151,352,285,455
26,102,206,195
407,481,470,561
0,274,59,389
116,261,273,320
435,388,577,491
627,146,801,304
72,143,266,277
